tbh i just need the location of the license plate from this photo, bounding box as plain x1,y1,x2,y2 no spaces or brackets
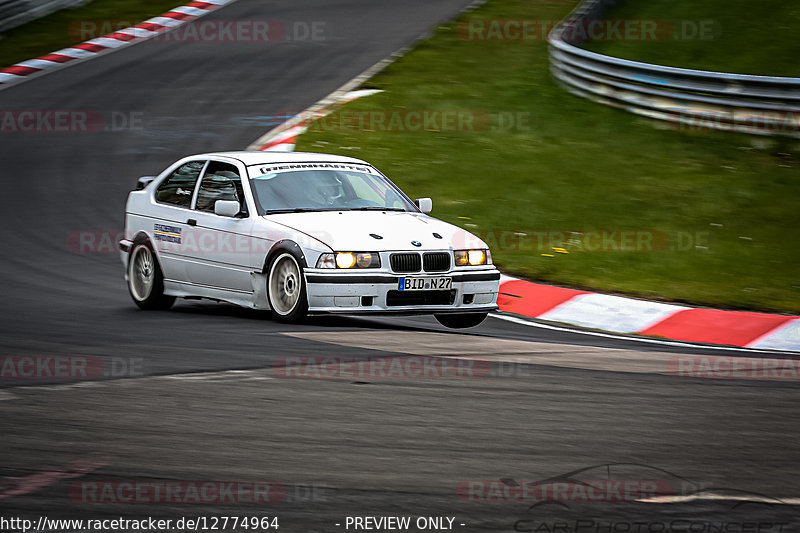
398,276,452,291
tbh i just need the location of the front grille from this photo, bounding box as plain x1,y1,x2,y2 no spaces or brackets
386,290,457,307
423,252,450,272
390,253,421,273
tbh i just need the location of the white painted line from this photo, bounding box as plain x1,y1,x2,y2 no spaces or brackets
640,493,800,505
0,391,18,401
489,313,793,354
161,369,260,380
341,88,383,101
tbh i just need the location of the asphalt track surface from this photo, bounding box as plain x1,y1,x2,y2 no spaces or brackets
0,1,799,531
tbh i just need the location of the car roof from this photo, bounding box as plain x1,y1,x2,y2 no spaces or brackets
193,151,371,167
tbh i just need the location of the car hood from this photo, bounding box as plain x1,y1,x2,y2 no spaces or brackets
265,211,487,252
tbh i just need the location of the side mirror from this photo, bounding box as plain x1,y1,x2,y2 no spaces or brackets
415,198,433,214
214,200,241,217
136,176,156,190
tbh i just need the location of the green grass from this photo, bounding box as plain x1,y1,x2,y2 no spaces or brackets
296,0,800,313
580,0,800,76
0,0,185,68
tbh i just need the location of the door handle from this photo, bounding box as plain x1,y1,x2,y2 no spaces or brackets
187,219,197,226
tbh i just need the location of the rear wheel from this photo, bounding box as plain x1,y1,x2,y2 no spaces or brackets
434,312,488,329
127,243,175,310
268,253,308,323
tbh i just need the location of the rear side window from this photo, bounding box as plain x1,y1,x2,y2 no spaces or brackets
155,160,206,207
195,161,246,215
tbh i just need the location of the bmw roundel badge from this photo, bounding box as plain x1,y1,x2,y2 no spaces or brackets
411,240,422,247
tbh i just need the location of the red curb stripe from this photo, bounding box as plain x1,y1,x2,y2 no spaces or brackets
73,42,108,53
261,136,298,150
161,11,194,21
2,65,41,76
135,22,166,32
639,308,795,347
0,0,229,90
37,53,76,64
106,32,139,42
498,280,587,318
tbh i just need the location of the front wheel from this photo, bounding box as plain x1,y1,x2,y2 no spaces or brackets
267,253,308,323
127,243,175,310
434,312,488,329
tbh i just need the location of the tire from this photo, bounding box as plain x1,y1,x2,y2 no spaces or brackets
127,243,175,310
434,312,488,329
267,252,308,323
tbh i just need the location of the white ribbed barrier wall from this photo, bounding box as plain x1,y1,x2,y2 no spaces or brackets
548,0,800,137
0,0,83,33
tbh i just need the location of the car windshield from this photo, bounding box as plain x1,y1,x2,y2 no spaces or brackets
250,167,417,214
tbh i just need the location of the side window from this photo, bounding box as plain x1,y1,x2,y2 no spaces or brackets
195,161,246,215
155,160,205,207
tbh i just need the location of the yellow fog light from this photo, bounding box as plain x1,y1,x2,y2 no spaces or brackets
336,252,356,269
356,253,376,268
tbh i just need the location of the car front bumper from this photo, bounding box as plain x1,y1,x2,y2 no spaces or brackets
303,268,500,315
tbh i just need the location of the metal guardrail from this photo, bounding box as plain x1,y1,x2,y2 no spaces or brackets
548,0,800,137
0,0,84,33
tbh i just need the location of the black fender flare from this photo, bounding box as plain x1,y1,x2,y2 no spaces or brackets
263,240,309,273
131,231,153,249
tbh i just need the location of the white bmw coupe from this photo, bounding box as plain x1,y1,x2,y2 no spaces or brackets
120,151,499,328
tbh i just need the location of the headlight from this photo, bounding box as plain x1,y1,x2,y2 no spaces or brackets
316,253,336,268
316,252,381,269
454,249,490,266
336,252,357,269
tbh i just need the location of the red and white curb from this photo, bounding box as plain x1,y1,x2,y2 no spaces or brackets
0,0,235,90
498,275,799,352
250,89,382,152
241,34,798,353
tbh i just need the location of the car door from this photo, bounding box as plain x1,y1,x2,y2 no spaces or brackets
145,159,208,282
183,160,259,292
